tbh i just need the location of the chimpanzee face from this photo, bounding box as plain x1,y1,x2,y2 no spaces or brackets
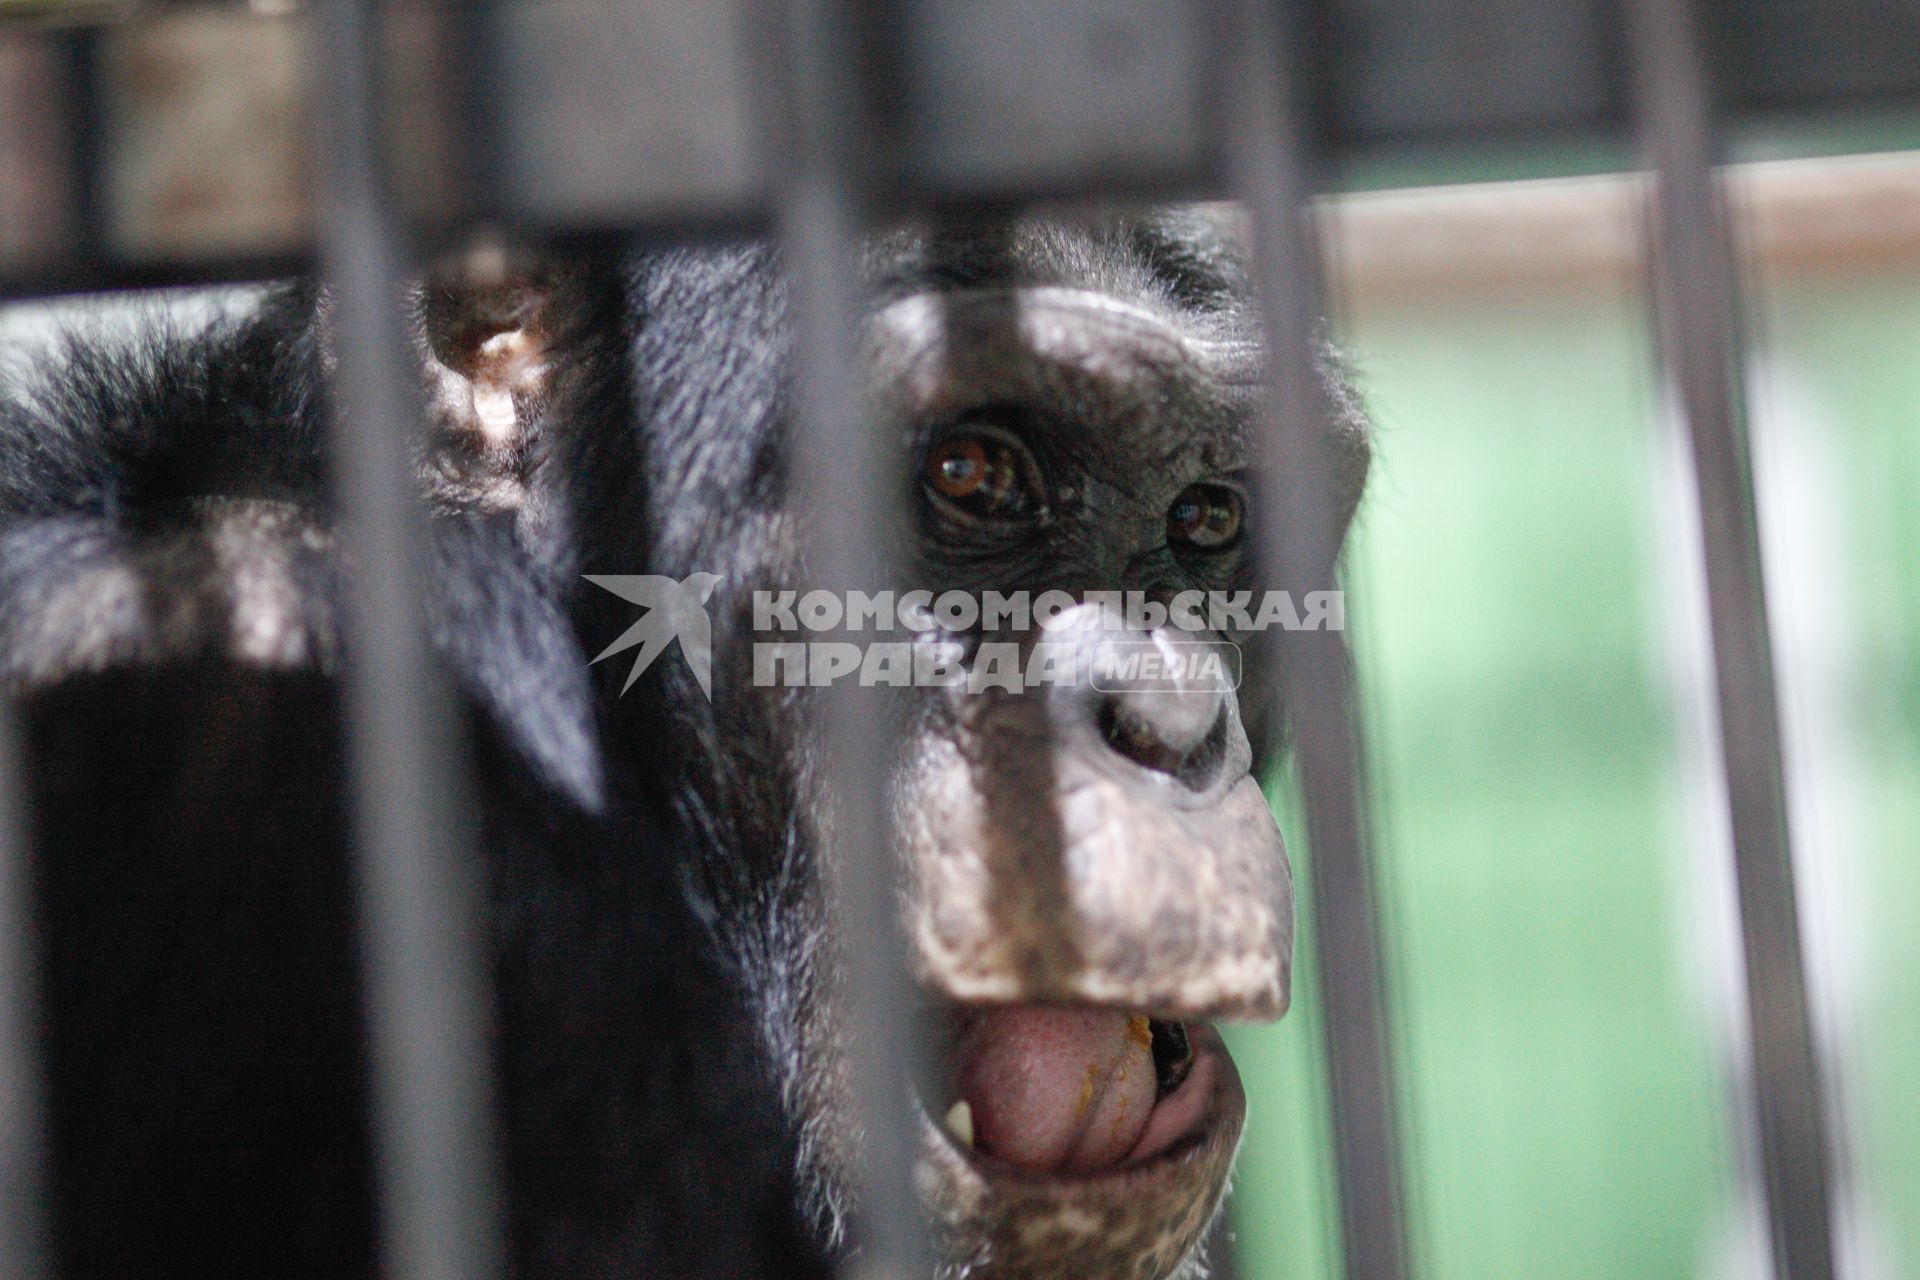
618,209,1369,1280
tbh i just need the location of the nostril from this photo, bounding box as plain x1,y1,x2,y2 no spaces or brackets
1174,712,1231,789
1097,698,1170,772
1097,696,1232,790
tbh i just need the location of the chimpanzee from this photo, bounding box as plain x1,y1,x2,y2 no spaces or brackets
0,207,1368,1280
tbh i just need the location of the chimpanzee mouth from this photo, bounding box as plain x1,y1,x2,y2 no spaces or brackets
910,1003,1250,1277
916,1003,1243,1188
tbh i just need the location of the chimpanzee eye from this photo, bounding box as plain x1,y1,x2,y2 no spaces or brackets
922,428,1046,521
1167,483,1243,551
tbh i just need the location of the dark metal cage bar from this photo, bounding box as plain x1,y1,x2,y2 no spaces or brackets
773,1,937,1277
2,0,1914,1276
0,702,46,1280
1217,3,1409,1276
313,2,504,1278
1626,0,1840,1276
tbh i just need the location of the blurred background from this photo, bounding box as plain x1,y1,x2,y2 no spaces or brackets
1231,148,1920,1280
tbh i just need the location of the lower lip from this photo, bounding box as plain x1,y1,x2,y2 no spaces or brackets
932,1023,1244,1189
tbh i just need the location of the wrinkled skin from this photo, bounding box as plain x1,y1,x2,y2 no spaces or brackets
552,211,1370,1279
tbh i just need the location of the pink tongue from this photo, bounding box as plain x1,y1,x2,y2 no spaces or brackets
954,1007,1159,1173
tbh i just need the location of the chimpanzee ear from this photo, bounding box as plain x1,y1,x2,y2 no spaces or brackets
414,243,567,446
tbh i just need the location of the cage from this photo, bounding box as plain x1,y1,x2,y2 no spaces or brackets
2,2,1916,1278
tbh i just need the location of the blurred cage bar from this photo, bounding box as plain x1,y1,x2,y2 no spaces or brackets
2,0,1918,1278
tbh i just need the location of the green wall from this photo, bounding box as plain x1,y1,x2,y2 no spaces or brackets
1229,267,1920,1280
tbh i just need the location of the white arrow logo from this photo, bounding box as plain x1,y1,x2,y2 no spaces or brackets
583,572,724,699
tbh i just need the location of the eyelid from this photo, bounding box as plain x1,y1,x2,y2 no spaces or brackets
928,416,1046,469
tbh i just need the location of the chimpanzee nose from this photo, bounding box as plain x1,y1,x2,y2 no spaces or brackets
917,601,1287,1020
1097,677,1232,788
1041,611,1249,795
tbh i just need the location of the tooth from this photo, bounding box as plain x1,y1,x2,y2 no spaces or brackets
944,1099,975,1150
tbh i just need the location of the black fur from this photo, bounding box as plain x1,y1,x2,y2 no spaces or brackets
0,283,824,1280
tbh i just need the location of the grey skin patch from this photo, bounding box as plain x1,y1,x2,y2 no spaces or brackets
201,498,340,667
901,610,1290,1020
0,498,339,688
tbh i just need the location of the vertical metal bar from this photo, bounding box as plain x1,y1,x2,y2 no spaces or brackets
312,1,505,1278
0,36,73,1276
771,2,930,1278
1624,2,1838,1277
59,26,107,269
0,700,48,1280
1216,3,1411,1279
438,0,506,227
